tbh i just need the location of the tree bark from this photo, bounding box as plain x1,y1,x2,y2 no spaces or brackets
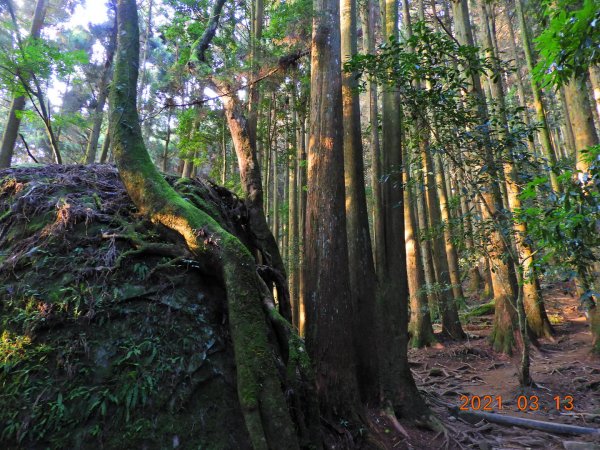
85,19,117,164
181,113,199,178
0,0,48,168
434,153,465,305
341,0,380,403
480,0,552,349
514,0,559,192
298,112,307,336
137,0,153,107
361,0,385,279
377,0,428,419
414,153,441,318
304,0,361,419
589,66,600,125
422,141,465,339
450,0,518,354
288,91,300,329
272,146,279,239
405,155,436,348
216,83,288,289
99,127,111,164
248,0,264,144
558,86,577,157
110,2,302,446
504,4,535,156
564,75,600,173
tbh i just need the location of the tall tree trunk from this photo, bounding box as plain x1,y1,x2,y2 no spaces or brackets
297,112,308,336
304,0,361,419
434,153,465,305
288,93,299,329
0,0,48,168
458,172,483,294
182,150,196,178
110,2,302,446
341,0,380,403
563,75,600,173
406,155,436,348
262,97,272,216
504,4,535,156
137,0,153,107
589,66,600,125
377,0,427,418
415,162,441,321
248,0,264,144
181,113,199,178
361,0,384,278
451,0,518,354
481,0,552,345
85,20,117,164
217,84,288,284
282,129,289,262
31,77,62,164
422,142,465,339
272,146,279,246
558,86,577,157
402,1,452,346
99,127,111,163
417,0,463,329
514,0,559,192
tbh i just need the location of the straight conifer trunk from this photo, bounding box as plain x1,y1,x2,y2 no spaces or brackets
288,92,299,328
361,0,384,278
450,0,518,354
563,76,600,173
341,0,379,403
514,0,559,192
480,0,552,343
304,0,360,418
376,0,427,418
422,142,465,339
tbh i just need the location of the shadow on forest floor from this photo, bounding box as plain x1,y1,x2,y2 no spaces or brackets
390,284,600,449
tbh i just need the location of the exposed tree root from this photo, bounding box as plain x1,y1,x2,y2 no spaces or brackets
109,2,308,446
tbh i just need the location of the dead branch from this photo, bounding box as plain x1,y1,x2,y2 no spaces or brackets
452,408,600,436
19,133,38,164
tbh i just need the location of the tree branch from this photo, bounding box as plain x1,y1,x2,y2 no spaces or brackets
194,0,227,63
19,133,38,163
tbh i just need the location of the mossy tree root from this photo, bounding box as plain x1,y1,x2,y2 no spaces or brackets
258,281,321,447
257,264,293,323
109,1,302,447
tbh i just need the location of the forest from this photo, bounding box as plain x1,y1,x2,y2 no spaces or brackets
0,0,599,448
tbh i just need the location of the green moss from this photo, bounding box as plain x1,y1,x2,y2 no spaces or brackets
409,327,437,348
463,300,495,320
489,317,515,356
0,166,266,448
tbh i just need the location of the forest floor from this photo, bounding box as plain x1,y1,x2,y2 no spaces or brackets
388,282,600,450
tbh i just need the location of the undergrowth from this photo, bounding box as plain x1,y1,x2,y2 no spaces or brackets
0,164,253,449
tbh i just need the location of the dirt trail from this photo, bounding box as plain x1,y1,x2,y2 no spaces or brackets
399,284,600,449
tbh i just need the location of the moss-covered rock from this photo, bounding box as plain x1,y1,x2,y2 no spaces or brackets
0,165,263,449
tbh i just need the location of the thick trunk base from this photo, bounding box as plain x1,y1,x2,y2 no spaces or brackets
490,295,517,355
